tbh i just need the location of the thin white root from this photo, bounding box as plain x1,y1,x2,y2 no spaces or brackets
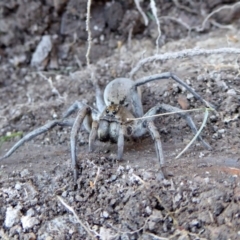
57,196,97,239
196,2,240,32
0,229,10,240
176,108,209,159
172,0,197,14
159,16,192,32
150,0,161,52
144,232,169,240
130,47,240,77
38,72,64,100
93,167,101,186
134,0,149,26
126,107,208,121
86,0,92,66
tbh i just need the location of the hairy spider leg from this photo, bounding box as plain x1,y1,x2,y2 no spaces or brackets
117,124,125,160
158,103,212,150
146,120,165,179
63,100,99,120
0,119,74,160
134,72,215,109
70,106,93,181
95,84,106,112
132,103,212,150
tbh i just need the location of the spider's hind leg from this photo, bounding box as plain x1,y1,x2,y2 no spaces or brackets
158,103,212,150
134,72,215,109
139,103,212,150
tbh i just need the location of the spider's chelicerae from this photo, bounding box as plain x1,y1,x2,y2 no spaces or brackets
1,73,213,181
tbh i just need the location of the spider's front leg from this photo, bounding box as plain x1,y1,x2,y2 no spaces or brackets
146,120,166,179
0,119,74,161
117,124,124,160
130,117,166,178
70,106,93,181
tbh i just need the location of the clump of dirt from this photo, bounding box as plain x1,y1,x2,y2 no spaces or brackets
1,0,240,239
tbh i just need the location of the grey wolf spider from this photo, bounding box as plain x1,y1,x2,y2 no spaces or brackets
1,73,212,181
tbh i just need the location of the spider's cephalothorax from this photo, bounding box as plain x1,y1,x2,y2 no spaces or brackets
1,74,213,181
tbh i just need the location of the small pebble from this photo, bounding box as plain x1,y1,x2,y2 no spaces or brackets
227,89,236,96
15,183,22,190
102,211,109,218
20,169,30,177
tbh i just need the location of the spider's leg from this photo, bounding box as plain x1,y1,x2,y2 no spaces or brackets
129,87,144,117
96,84,106,112
146,120,165,179
71,106,92,182
158,103,212,150
63,101,99,119
89,120,98,152
117,124,124,160
134,72,215,109
133,102,211,150
0,119,74,160
130,114,165,178
63,101,86,118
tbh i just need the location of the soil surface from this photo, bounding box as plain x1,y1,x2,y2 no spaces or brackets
0,0,240,239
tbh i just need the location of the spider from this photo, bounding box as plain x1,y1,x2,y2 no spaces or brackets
1,73,213,181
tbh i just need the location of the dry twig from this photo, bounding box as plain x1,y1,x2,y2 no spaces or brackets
0,229,10,240
93,167,101,186
130,47,240,77
86,0,92,66
159,16,192,33
57,196,97,239
38,72,64,100
126,107,206,121
195,2,240,32
150,0,161,52
176,108,210,159
172,0,197,14
134,0,149,26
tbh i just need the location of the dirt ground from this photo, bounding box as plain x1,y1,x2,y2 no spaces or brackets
0,0,240,239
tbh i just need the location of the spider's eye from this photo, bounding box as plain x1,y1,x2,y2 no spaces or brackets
106,109,109,114
112,110,117,115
